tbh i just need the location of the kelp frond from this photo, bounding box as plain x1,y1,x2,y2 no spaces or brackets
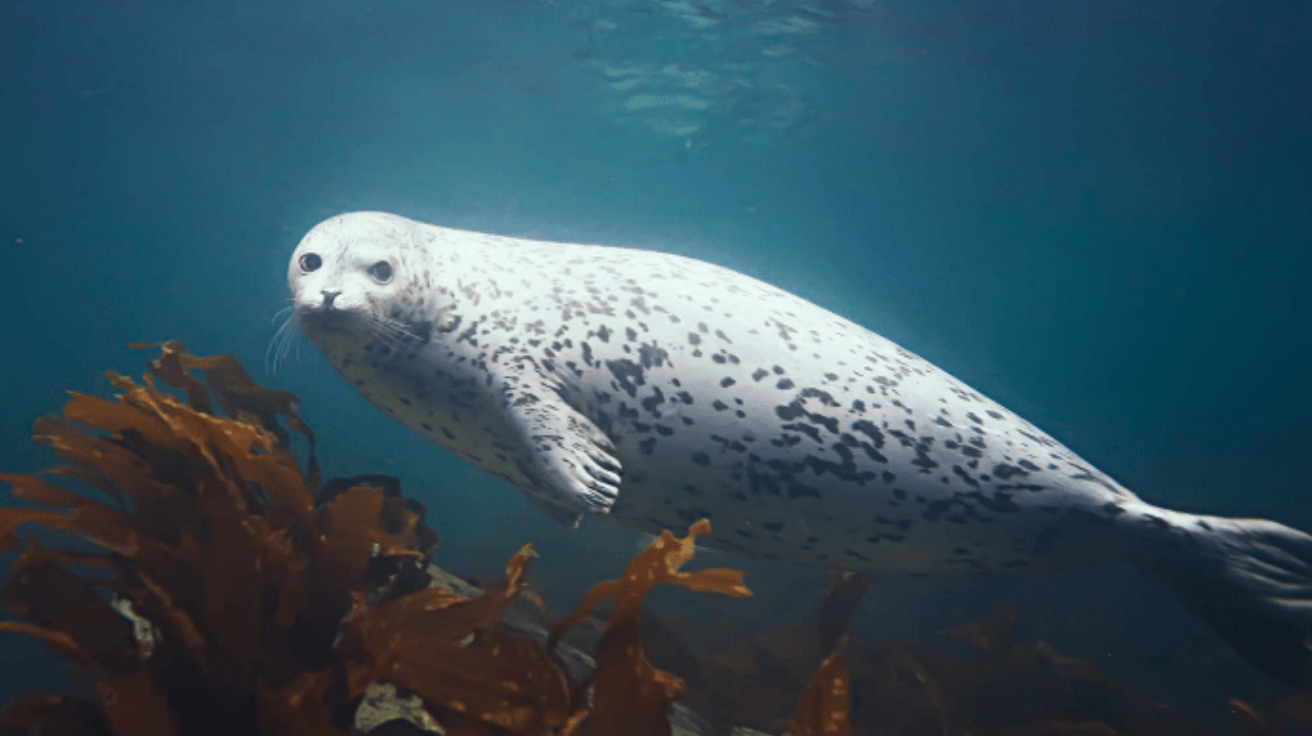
547,519,753,736
0,343,551,735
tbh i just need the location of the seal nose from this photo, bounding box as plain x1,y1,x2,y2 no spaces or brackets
321,290,341,308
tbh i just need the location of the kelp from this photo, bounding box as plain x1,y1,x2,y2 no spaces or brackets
782,640,852,736
0,342,850,736
0,341,470,735
546,518,753,736
0,343,570,735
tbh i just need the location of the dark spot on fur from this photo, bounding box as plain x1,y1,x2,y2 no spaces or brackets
606,359,645,397
992,463,1028,480
852,420,885,448
638,343,669,369
641,387,666,413
952,465,980,488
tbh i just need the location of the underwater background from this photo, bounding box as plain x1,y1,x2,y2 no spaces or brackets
1,0,1310,729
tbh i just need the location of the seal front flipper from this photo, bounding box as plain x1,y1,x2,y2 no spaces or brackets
493,359,623,522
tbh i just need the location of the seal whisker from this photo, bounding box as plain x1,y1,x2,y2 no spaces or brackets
265,323,285,374
364,316,411,360
267,320,288,374
381,316,421,342
282,320,303,367
368,313,422,347
366,316,401,344
266,309,302,374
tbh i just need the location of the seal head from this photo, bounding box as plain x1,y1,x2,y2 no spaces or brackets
289,212,444,359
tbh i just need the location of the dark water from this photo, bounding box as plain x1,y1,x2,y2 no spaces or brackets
1,0,1309,728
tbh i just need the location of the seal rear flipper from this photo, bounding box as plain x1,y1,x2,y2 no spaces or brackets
495,363,623,517
1136,514,1312,686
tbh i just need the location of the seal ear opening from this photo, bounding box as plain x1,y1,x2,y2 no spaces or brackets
1141,518,1312,686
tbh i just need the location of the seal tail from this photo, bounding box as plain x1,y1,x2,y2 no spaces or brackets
1135,513,1312,685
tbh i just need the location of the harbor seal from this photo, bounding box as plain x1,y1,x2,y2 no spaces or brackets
287,211,1312,684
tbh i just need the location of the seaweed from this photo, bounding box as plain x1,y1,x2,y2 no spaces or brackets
0,342,563,735
782,641,852,736
0,342,849,736
546,518,753,736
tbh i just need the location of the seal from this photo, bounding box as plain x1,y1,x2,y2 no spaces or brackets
288,211,1312,684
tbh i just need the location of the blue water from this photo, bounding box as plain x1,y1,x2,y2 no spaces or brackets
2,0,1309,725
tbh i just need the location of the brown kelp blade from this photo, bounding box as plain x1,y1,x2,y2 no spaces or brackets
338,545,575,734
136,340,312,445
548,519,753,736
783,641,853,736
133,340,318,487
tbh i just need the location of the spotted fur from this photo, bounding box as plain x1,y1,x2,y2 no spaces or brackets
286,210,1312,678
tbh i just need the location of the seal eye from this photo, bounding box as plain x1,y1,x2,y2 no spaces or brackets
299,253,322,273
368,260,393,283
